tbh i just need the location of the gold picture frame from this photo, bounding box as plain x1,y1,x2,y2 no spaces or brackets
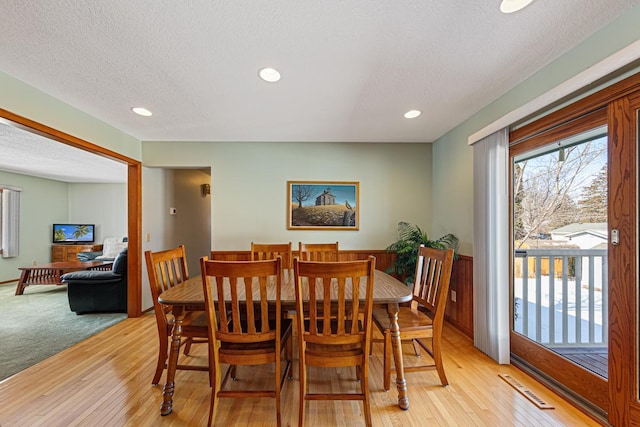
287,181,359,230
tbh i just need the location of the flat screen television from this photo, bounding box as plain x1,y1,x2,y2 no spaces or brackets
52,224,95,244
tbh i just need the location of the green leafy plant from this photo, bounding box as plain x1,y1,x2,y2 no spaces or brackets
386,221,459,285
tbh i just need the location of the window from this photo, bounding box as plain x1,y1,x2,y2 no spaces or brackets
0,185,21,258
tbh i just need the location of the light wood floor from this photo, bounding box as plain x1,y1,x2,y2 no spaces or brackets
0,312,602,426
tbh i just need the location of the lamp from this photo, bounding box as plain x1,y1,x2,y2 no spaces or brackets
201,183,210,197
500,0,534,14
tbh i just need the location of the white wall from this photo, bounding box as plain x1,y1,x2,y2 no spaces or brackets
68,183,127,242
0,171,68,282
142,141,432,251
141,167,173,311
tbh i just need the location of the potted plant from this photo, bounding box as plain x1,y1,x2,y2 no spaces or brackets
386,221,459,285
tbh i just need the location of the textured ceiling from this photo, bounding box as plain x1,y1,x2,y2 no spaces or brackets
1,1,639,182
0,121,127,183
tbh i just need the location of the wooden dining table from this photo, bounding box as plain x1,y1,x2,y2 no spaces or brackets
157,268,413,415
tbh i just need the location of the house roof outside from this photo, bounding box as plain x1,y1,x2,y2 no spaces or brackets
550,222,607,236
548,222,608,250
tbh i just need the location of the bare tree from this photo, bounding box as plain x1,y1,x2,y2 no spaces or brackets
292,185,316,209
578,164,607,222
514,139,606,248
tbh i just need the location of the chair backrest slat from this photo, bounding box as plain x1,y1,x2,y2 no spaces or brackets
298,242,339,262
201,257,282,344
251,242,293,269
145,245,190,321
294,256,375,347
412,245,454,324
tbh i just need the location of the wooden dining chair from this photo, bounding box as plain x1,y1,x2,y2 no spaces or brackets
293,256,376,427
298,241,339,262
372,245,454,391
144,245,208,386
200,256,292,427
251,242,293,269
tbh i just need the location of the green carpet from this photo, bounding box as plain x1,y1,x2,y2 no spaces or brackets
0,283,127,381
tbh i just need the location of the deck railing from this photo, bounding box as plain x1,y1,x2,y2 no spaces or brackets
514,248,607,347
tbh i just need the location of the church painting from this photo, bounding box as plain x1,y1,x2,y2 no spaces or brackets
287,181,359,230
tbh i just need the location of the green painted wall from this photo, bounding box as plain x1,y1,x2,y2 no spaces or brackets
0,172,68,283
0,71,141,160
0,172,129,284
143,141,432,251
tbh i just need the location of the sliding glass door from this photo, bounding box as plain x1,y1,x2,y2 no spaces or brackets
510,111,609,412
508,73,640,425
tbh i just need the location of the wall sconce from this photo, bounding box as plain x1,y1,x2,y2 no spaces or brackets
201,183,211,197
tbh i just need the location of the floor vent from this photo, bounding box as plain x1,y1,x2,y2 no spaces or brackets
499,373,555,410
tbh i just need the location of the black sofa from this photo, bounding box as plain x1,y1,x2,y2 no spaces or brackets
61,248,128,314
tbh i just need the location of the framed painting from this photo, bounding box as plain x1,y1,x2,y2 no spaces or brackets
287,181,359,230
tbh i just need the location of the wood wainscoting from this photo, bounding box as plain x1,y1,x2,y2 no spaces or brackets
446,254,473,339
210,249,474,339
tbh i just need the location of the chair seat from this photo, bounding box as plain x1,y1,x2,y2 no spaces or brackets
220,319,292,355
372,307,433,332
165,311,208,334
305,341,364,366
371,246,454,392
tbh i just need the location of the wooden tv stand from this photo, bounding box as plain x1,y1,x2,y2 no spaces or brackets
51,244,103,262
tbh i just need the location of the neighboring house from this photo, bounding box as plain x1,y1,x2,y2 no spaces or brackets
550,222,608,249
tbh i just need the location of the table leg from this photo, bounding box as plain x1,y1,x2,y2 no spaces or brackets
387,302,409,410
15,270,30,295
161,307,185,416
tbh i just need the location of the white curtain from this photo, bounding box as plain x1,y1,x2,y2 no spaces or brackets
2,187,21,258
472,128,510,364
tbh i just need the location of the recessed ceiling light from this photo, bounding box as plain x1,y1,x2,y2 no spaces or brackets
500,0,534,13
259,67,281,83
131,107,152,117
404,110,422,119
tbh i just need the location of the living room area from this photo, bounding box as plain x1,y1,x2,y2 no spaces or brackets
0,163,129,380
0,136,213,380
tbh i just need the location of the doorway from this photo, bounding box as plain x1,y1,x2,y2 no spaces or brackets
0,107,142,317
169,168,211,273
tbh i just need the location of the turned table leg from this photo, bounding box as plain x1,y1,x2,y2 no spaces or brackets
387,302,409,410
161,307,185,416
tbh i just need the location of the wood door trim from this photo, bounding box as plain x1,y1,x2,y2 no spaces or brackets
509,109,607,156
607,95,639,426
511,72,640,144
